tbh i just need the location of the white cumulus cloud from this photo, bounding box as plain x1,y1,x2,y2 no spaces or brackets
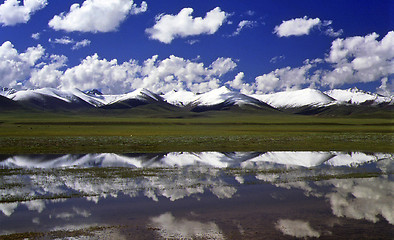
59,54,140,94
0,47,235,94
27,55,67,89
322,31,394,87
253,31,393,93
48,0,147,33
274,16,343,38
274,16,321,37
254,63,314,93
0,0,47,26
225,72,255,94
226,72,245,89
0,41,68,90
146,7,228,44
58,54,236,94
0,41,45,88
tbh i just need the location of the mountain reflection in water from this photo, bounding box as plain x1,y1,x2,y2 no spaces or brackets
1,151,391,169
0,151,393,239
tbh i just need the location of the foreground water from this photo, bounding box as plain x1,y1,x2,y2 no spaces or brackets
1,151,393,239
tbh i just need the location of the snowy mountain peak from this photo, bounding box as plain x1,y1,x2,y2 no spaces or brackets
84,89,103,96
251,88,335,108
191,86,262,107
117,88,162,102
0,87,17,96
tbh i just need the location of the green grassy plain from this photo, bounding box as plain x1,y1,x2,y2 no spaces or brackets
0,110,392,154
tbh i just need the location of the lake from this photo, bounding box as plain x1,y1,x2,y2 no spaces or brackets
1,151,393,239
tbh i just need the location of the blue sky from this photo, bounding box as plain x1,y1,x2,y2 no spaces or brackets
0,0,392,95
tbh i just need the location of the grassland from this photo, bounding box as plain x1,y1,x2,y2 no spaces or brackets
0,110,392,154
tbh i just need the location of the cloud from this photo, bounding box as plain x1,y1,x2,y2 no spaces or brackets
322,31,394,87
274,16,343,38
5,31,390,95
72,39,91,50
325,27,343,37
254,63,314,93
232,20,257,36
226,72,245,89
56,54,236,94
49,37,91,50
187,39,199,45
0,0,47,26
245,10,255,16
48,0,147,33
270,55,285,64
59,54,139,94
130,0,147,15
376,77,393,96
274,16,321,37
253,31,393,93
209,57,237,76
27,55,67,89
49,37,74,45
6,49,236,94
31,32,40,40
225,72,255,94
0,41,45,88
138,55,236,93
146,7,228,44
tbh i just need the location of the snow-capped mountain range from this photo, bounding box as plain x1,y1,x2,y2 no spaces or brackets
0,86,392,112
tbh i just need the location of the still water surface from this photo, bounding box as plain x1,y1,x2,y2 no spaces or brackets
1,151,393,239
